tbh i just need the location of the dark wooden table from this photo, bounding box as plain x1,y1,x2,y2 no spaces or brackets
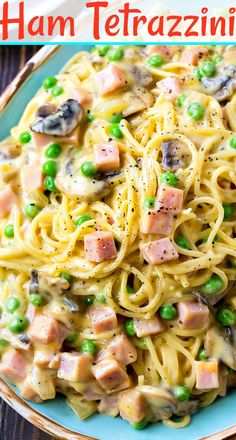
0,45,53,440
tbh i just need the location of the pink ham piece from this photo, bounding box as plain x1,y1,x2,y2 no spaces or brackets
0,349,28,382
118,388,146,423
177,301,209,330
145,45,171,58
157,76,181,100
88,305,117,334
31,132,55,149
98,395,119,417
155,184,183,214
58,352,93,382
140,238,179,265
21,164,43,193
92,358,130,392
94,142,120,172
96,64,127,96
181,48,208,66
134,316,164,337
70,88,93,107
195,360,219,389
107,334,137,365
29,314,65,346
84,231,117,263
140,209,173,235
0,185,17,218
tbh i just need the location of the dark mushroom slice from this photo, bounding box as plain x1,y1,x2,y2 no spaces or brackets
29,270,69,297
204,325,236,370
201,65,236,102
31,99,83,137
193,281,235,307
129,65,154,88
29,269,39,295
64,296,79,313
174,399,199,417
161,140,190,171
138,385,176,423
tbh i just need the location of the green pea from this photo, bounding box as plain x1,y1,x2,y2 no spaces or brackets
87,112,95,122
187,103,205,121
108,48,124,61
97,295,106,304
108,113,123,124
200,61,216,77
223,204,234,219
175,236,190,250
84,296,95,306
177,94,187,107
44,176,57,192
60,272,73,284
81,161,98,177
24,204,41,219
198,347,209,360
97,45,111,56
124,319,136,336
214,55,223,64
8,315,28,334
0,339,9,347
139,338,148,350
131,419,148,430
4,224,14,238
43,76,57,89
201,275,224,295
193,67,203,79
217,307,236,327
159,304,176,320
229,136,236,149
66,332,77,343
30,294,44,307
51,86,64,97
143,197,155,209
45,143,61,158
19,131,31,144
42,160,57,178
160,172,178,187
109,123,123,139
148,55,164,67
75,215,91,227
173,385,191,402
81,339,97,355
6,296,20,313
127,285,135,294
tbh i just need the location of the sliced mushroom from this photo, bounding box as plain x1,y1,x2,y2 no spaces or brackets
31,99,83,137
193,281,235,307
29,270,69,296
161,140,190,171
138,385,176,423
0,143,21,162
129,65,153,87
64,296,79,313
122,88,154,117
56,157,111,202
201,66,236,102
174,399,199,417
204,325,236,370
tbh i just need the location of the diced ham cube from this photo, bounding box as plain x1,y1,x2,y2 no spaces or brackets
21,379,43,403
98,395,119,417
145,45,171,58
92,358,130,392
195,360,219,389
107,334,137,365
181,48,208,66
94,142,120,172
177,301,209,330
140,209,173,235
96,64,127,95
31,132,55,149
84,231,117,262
157,76,181,100
134,316,164,337
0,185,17,218
88,305,117,334
0,349,28,382
48,354,61,370
70,88,93,107
118,388,146,423
155,185,183,214
58,352,93,382
140,238,179,265
21,164,43,193
29,315,65,345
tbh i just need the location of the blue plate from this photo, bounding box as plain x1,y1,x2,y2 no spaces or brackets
1,45,236,439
